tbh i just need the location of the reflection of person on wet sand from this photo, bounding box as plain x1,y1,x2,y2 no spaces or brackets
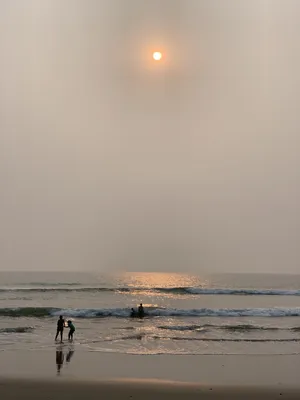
56,348,74,375
66,350,74,363
56,350,64,375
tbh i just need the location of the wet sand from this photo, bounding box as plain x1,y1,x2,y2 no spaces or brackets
1,378,300,400
1,350,300,399
2,349,300,385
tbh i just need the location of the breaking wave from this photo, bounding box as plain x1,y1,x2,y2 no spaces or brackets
1,286,300,296
0,326,34,333
157,324,281,332
2,306,300,318
151,336,300,343
24,282,82,287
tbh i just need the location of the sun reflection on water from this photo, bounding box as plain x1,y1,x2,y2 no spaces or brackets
118,272,207,289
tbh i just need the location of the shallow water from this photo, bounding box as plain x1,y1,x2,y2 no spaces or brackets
1,272,300,355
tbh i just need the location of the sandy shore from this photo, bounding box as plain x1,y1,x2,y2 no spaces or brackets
1,378,300,399
2,350,300,399
1,349,300,387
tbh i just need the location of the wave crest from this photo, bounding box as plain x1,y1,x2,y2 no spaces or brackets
158,324,280,332
1,286,300,296
0,326,34,333
2,306,300,318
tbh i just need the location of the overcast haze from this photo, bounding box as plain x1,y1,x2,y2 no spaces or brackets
0,0,299,273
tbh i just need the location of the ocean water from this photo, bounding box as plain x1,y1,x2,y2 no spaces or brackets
1,272,300,356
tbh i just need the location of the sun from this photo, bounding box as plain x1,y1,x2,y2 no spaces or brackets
153,51,162,61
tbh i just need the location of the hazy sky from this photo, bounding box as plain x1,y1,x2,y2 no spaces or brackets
0,0,299,273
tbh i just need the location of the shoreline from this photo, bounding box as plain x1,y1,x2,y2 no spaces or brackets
2,350,300,387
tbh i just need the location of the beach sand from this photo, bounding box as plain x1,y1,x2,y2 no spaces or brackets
1,350,300,398
1,378,300,400
1,350,300,385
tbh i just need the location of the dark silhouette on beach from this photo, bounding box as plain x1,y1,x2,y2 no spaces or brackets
55,315,65,342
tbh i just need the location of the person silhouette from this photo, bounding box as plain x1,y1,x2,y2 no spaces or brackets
55,315,65,343
67,320,75,341
138,303,144,318
130,308,136,317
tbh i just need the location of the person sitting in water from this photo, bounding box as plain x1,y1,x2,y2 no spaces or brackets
138,303,144,318
67,320,75,341
130,308,136,318
55,315,65,342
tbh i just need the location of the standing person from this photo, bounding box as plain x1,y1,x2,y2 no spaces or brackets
138,303,144,318
67,320,75,341
55,315,65,342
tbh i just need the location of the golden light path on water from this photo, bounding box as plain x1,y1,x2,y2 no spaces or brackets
119,272,208,290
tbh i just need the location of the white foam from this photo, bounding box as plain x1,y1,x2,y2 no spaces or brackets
50,307,300,318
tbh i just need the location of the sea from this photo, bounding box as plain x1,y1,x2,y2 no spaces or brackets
1,271,300,356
